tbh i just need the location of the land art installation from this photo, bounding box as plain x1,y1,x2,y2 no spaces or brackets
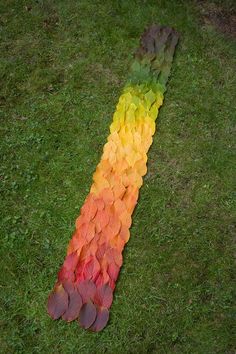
47,24,179,332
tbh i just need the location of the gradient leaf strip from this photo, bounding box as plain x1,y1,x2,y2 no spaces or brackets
47,24,178,332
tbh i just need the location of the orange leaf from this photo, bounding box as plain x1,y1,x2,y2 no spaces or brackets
94,197,105,211
101,188,114,205
95,208,110,231
81,194,97,222
109,212,121,236
113,198,126,216
119,225,130,243
80,222,95,242
113,183,126,199
119,210,132,229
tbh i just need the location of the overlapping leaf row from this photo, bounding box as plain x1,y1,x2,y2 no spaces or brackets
47,25,178,332
48,84,164,331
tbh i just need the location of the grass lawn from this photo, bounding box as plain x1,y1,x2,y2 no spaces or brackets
0,0,235,353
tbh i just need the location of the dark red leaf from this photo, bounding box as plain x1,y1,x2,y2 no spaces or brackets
62,289,82,322
89,307,109,332
94,284,113,308
79,302,97,329
77,280,96,303
62,280,75,294
47,284,68,320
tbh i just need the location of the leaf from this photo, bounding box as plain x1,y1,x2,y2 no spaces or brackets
67,232,85,254
95,197,105,211
94,284,113,308
77,280,96,303
114,199,126,216
63,252,78,272
89,307,109,332
119,210,132,229
107,262,120,282
62,280,75,294
81,194,97,222
62,289,82,322
92,171,110,190
102,224,114,240
109,213,121,236
145,90,156,107
112,182,126,200
83,257,100,281
101,188,114,205
47,284,68,320
119,226,130,243
80,222,95,242
96,243,106,261
58,266,75,283
79,302,97,329
95,208,110,231
131,60,141,73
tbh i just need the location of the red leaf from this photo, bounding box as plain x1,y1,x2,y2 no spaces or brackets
79,302,97,329
77,280,96,303
89,307,109,332
83,256,100,281
47,284,68,320
94,284,113,308
62,289,82,322
58,266,75,283
63,252,78,271
107,262,120,282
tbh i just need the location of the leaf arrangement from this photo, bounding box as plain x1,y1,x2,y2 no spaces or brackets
47,24,179,332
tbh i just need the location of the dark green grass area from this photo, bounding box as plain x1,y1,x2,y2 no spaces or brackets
0,0,235,353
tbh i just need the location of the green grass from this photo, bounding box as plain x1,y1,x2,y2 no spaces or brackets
0,0,235,353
